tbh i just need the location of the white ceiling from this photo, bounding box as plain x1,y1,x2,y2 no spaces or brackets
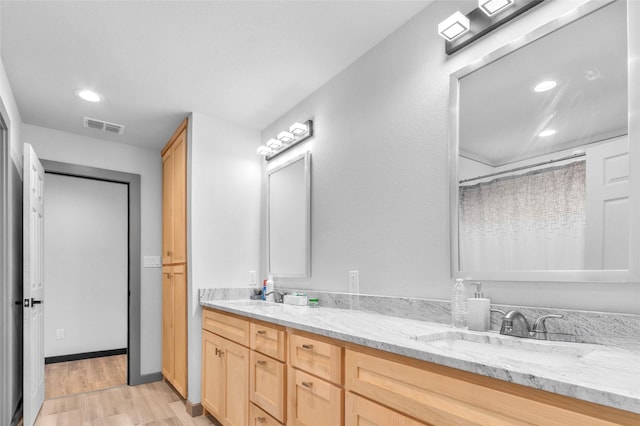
1,0,431,149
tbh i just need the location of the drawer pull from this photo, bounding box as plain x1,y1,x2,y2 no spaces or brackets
256,330,267,335
256,360,267,366
301,381,313,388
256,417,266,423
301,344,314,350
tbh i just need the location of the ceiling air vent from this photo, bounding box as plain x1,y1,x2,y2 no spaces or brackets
83,117,125,135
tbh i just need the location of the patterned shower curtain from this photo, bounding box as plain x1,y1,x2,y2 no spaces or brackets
459,160,586,271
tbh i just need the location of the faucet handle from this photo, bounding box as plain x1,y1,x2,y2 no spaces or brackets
532,314,564,333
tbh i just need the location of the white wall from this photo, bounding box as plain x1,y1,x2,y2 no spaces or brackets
261,0,639,314
0,55,24,426
186,112,261,403
44,174,128,357
23,124,163,374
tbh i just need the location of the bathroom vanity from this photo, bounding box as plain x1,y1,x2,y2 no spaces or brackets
200,299,640,426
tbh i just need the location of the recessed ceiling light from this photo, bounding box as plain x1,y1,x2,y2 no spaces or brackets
75,89,102,102
533,80,557,93
538,129,556,137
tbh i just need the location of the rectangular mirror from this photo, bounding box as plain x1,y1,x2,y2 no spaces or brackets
450,0,639,282
267,152,311,278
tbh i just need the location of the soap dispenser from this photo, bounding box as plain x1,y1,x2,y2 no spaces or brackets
467,282,490,332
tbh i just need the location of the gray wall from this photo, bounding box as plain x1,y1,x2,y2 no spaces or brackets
44,174,128,357
24,124,163,375
261,0,639,314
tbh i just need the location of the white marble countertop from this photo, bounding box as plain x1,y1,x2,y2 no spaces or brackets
200,299,640,414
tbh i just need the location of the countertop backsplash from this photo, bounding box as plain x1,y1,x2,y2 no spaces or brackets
199,287,639,348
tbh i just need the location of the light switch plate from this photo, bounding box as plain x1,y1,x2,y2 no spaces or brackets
249,270,257,286
144,256,161,268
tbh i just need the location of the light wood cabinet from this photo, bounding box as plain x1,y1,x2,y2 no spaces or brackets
250,351,286,422
161,264,187,397
162,119,187,265
202,329,250,426
287,367,343,426
250,322,286,362
289,334,342,385
250,403,283,426
345,392,426,426
204,309,250,346
162,118,188,398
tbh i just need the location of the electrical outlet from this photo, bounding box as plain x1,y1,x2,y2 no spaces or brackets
249,270,257,286
56,328,65,340
349,270,359,294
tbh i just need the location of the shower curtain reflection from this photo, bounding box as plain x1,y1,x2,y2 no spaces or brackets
459,160,586,271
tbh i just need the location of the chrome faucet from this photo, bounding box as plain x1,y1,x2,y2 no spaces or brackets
498,310,564,340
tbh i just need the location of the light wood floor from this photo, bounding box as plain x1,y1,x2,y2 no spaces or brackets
36,380,216,426
45,355,128,399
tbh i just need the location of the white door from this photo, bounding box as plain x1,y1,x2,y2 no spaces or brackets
585,136,629,269
23,143,45,426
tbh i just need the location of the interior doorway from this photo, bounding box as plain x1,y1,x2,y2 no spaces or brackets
39,160,143,392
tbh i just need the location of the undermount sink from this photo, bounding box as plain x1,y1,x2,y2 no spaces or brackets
410,331,595,367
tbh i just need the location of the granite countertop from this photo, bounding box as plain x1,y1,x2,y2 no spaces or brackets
200,299,640,414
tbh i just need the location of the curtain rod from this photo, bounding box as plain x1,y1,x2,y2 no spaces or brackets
459,152,586,184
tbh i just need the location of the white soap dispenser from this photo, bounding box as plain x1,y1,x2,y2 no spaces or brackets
467,282,490,332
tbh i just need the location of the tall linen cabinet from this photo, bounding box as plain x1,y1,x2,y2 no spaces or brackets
161,118,188,398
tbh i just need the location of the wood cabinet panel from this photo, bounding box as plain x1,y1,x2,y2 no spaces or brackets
202,330,225,420
345,349,633,426
287,367,343,426
250,322,286,362
203,309,250,346
250,351,286,422
161,267,174,381
250,403,284,426
162,265,187,398
289,334,342,385
223,338,250,426
345,392,427,426
161,151,174,265
171,131,187,264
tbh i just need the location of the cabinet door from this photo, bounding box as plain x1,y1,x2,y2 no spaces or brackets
172,130,187,264
223,338,249,426
202,330,225,420
345,392,426,426
161,267,174,381
172,265,187,397
250,403,283,426
250,351,286,423
162,149,174,264
288,367,343,426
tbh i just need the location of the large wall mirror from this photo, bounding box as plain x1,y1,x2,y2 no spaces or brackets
450,0,639,282
267,152,311,278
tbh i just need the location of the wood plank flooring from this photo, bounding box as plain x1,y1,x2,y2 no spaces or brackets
45,355,128,399
36,380,216,426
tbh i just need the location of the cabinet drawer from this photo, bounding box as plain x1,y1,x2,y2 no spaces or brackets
250,322,286,361
346,349,632,426
203,308,249,346
250,351,286,423
250,403,284,426
289,333,342,384
288,367,343,426
345,392,427,426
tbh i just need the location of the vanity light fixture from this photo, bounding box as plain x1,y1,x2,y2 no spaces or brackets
479,0,515,17
75,89,102,102
533,80,558,93
259,120,314,161
438,11,470,41
266,138,283,149
538,129,556,137
257,146,272,156
441,0,544,55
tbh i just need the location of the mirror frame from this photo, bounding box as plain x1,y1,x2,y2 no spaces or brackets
267,151,311,278
449,0,640,282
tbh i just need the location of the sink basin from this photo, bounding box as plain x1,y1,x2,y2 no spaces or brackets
410,331,595,367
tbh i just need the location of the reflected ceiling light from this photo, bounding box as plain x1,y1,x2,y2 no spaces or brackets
538,129,557,137
533,80,558,93
289,122,309,136
75,89,102,102
266,138,283,149
479,0,514,16
438,11,470,41
277,131,294,143
257,146,272,156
